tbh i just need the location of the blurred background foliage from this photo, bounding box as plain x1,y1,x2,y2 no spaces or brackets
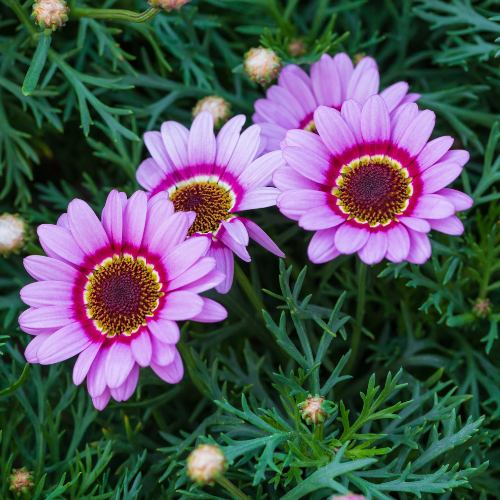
1,0,500,498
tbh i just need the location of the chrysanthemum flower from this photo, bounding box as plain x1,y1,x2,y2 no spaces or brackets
136,111,286,293
19,190,227,410
253,52,419,153
275,95,473,265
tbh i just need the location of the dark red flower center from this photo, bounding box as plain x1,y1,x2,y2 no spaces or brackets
333,159,412,226
170,181,233,236
85,256,162,337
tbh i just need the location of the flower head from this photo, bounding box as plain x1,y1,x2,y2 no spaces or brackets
192,96,232,130
187,444,227,485
31,0,69,30
472,297,492,318
298,395,326,424
0,214,27,256
243,47,282,86
9,468,35,496
19,190,227,410
136,111,285,294
288,39,306,58
253,52,419,153
148,0,191,10
275,95,473,265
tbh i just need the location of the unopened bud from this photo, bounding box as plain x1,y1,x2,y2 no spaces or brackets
193,96,232,130
31,0,69,30
9,468,35,497
288,39,306,58
298,395,327,425
0,214,27,256
243,47,282,86
187,444,227,485
353,53,366,66
472,297,492,319
148,0,191,10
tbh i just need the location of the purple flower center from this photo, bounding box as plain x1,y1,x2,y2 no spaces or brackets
170,181,232,236
85,256,162,337
333,160,412,226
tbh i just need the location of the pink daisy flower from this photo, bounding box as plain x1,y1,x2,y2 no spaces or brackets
136,110,286,294
275,95,473,265
19,190,227,410
253,53,420,154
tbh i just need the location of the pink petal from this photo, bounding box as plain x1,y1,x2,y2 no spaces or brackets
142,197,175,248
130,329,152,367
110,363,140,402
298,206,345,230
436,188,473,211
147,211,191,258
380,82,409,113
410,136,454,174
122,191,147,258
144,131,175,175
235,187,280,212
73,340,104,385
25,333,52,363
279,65,317,116
151,350,184,384
428,215,464,235
217,228,251,262
361,95,390,156
236,150,285,190
23,255,86,285
283,146,334,185
105,341,135,389
406,229,432,264
222,125,261,181
283,129,332,161
277,190,330,221
161,121,189,171
19,306,75,331
333,52,354,101
216,115,246,169
101,190,123,255
307,227,341,264
190,297,228,323
254,99,299,130
418,161,462,194
167,257,216,290
162,237,211,281
221,219,249,246
341,99,363,145
411,194,455,219
273,167,323,192
399,217,431,233
385,224,410,263
207,239,234,294
346,57,379,103
239,217,285,258
150,335,176,366
92,387,111,411
57,213,69,229
20,281,79,308
175,269,225,294
358,231,388,265
390,103,418,143
87,347,109,397
311,53,342,109
334,224,370,254
439,150,470,167
148,318,180,344
159,291,204,320
266,85,305,122
136,158,167,192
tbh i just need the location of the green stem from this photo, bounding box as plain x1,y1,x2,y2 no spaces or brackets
344,261,367,376
216,476,252,500
234,262,266,315
71,6,160,23
314,422,323,442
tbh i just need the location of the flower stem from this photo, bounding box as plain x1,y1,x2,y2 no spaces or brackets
234,262,266,315
216,476,252,500
71,6,161,23
344,261,367,376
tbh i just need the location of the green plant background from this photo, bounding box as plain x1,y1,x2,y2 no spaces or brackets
0,0,499,498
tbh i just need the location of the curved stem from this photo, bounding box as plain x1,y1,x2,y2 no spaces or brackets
216,476,252,500
71,6,161,23
344,261,367,376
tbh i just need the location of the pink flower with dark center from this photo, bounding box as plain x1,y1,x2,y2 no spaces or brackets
136,111,286,294
19,190,227,410
275,95,473,265
253,53,419,153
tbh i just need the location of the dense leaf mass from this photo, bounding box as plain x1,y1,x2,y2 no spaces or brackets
0,0,499,499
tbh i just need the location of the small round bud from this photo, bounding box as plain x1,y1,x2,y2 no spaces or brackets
243,47,282,86
9,468,35,497
353,53,366,66
192,96,232,130
288,39,306,58
472,297,492,319
187,444,227,485
328,495,367,500
148,0,191,10
0,214,27,256
31,0,69,30
298,395,326,425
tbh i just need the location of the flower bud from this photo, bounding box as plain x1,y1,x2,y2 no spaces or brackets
31,0,69,30
243,47,282,86
187,444,227,485
353,53,366,66
472,297,492,319
0,214,27,256
288,39,306,58
9,468,35,496
148,0,191,10
328,495,367,500
298,395,328,425
192,96,232,130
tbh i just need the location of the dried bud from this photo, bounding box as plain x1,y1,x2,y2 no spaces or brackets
298,395,327,425
0,214,27,256
187,444,227,485
243,47,282,86
9,468,35,496
288,39,306,58
328,495,367,500
192,96,232,130
472,297,492,319
31,0,69,30
353,53,366,66
148,0,191,10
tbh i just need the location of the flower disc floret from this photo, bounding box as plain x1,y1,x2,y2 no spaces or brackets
86,256,163,337
334,159,412,226
170,182,233,236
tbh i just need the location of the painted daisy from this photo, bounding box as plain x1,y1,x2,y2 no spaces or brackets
275,95,473,265
19,190,227,410
136,110,286,294
253,52,419,154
